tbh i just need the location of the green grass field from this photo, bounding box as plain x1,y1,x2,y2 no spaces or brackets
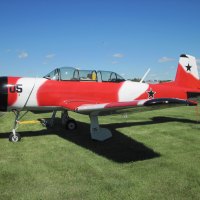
0,106,200,200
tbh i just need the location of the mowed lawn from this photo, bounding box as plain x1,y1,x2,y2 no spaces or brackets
0,106,200,200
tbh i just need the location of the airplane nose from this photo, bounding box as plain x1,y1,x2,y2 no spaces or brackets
0,77,8,111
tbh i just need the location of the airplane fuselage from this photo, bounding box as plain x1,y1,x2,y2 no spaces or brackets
0,76,189,112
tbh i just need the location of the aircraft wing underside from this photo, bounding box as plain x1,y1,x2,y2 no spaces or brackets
61,98,197,115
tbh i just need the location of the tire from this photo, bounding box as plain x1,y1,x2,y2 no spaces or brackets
9,133,21,142
66,120,77,130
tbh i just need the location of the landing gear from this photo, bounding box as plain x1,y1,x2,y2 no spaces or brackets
42,110,57,127
9,132,21,142
9,110,25,143
61,110,77,130
89,113,112,141
66,119,77,130
41,110,77,130
8,110,112,142
61,111,112,140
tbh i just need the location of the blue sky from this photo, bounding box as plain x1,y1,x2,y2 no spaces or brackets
0,0,200,80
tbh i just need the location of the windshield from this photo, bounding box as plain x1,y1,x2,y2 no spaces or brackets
43,69,59,80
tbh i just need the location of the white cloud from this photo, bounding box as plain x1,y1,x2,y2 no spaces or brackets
46,54,55,59
18,51,28,59
158,57,174,63
111,61,118,64
113,53,124,58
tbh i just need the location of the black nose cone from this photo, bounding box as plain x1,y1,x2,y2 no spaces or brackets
0,77,8,111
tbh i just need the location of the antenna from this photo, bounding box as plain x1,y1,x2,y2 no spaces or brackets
140,68,150,83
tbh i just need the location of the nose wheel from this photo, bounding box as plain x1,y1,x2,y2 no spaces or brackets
9,132,21,142
9,110,28,142
9,110,21,142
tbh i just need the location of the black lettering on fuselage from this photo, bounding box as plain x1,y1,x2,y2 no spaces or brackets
9,84,23,93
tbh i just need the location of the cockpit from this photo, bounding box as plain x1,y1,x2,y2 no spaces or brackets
43,67,125,82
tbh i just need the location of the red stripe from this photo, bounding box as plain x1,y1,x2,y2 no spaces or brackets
37,81,122,106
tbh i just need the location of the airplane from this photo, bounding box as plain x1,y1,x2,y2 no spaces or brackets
0,54,199,142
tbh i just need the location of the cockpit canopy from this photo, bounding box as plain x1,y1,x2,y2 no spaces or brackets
44,67,125,82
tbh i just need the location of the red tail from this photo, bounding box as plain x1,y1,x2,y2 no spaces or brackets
175,54,200,89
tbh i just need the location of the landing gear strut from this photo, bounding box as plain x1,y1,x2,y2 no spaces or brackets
41,110,77,130
61,110,77,130
41,110,57,127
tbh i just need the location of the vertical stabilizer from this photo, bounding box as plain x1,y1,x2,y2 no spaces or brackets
175,54,199,88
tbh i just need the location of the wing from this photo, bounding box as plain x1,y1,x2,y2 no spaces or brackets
61,98,197,115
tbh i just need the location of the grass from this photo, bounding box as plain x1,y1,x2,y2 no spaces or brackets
0,106,200,200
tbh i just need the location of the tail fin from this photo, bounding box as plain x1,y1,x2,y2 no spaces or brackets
175,54,200,89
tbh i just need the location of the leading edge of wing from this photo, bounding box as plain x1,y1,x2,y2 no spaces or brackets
75,98,197,115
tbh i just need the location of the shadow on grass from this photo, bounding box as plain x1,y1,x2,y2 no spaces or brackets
0,116,197,163
107,116,199,128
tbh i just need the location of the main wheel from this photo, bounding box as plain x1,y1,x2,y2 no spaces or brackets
66,119,77,130
9,133,21,142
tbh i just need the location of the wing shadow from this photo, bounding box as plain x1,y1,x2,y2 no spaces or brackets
0,119,161,163
1,116,196,163
106,116,199,129
57,121,160,163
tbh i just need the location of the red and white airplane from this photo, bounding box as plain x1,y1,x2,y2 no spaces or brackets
0,54,199,142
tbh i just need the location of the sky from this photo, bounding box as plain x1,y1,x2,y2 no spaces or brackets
0,0,200,80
